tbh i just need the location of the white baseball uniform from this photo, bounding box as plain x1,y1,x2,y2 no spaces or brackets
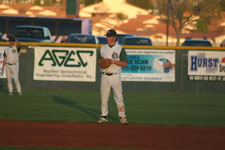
3,45,22,94
99,43,128,118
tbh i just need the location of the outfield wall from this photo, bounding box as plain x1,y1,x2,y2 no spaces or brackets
0,42,225,93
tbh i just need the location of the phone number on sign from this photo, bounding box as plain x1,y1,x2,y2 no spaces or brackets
122,65,152,72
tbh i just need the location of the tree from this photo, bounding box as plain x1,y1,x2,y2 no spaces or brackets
127,0,154,10
34,0,41,5
158,0,222,46
43,0,54,6
196,18,209,32
82,0,102,6
219,0,225,11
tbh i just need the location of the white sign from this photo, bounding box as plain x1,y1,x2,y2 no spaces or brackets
188,51,225,76
34,47,96,82
121,49,176,82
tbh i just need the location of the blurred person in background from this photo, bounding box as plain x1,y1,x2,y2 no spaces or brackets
1,34,22,96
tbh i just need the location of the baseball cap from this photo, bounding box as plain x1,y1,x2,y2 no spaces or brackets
7,34,16,42
105,29,117,37
9,37,16,42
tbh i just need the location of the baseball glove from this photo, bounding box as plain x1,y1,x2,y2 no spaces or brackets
98,58,111,69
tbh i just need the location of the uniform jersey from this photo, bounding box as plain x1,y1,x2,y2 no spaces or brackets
99,43,128,73
4,45,21,64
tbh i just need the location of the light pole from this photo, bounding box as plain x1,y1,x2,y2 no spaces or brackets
166,0,170,46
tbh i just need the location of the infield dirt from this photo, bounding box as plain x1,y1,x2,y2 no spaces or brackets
0,120,225,150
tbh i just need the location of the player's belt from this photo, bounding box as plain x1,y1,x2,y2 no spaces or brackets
7,63,16,65
102,72,117,76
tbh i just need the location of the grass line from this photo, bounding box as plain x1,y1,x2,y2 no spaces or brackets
0,89,225,126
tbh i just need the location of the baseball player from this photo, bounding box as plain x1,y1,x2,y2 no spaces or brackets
1,34,22,96
97,29,128,125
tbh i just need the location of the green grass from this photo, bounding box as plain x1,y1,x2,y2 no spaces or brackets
1,89,225,150
0,89,225,126
126,92,225,126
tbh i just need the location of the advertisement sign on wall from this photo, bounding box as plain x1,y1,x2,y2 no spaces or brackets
121,49,175,82
34,47,96,82
188,51,225,81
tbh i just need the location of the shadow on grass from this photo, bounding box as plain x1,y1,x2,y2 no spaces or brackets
53,96,99,120
53,96,117,122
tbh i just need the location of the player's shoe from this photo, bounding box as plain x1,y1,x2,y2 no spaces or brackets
120,117,128,125
18,93,23,96
97,116,108,123
9,92,13,96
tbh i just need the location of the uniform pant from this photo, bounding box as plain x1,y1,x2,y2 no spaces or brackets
100,73,126,118
6,64,22,93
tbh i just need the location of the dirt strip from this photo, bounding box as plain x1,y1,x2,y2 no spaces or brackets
0,120,225,150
